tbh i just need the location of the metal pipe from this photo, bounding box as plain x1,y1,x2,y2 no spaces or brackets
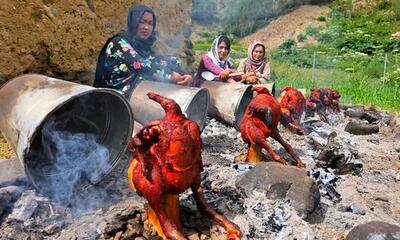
0,74,133,195
130,81,210,130
200,81,253,129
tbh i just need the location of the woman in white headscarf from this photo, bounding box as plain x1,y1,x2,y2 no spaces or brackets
192,35,238,87
237,40,271,84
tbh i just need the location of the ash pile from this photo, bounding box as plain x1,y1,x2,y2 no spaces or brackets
0,105,398,240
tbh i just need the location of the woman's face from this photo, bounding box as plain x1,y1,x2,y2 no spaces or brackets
136,12,154,40
252,45,265,61
217,41,230,60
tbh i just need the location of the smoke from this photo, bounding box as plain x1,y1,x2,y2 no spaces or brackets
40,114,111,209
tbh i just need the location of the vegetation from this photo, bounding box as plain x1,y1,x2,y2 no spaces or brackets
193,0,400,111
192,0,329,37
272,0,400,111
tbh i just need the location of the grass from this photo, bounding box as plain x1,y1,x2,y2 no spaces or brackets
273,61,400,111
192,0,400,113
193,40,400,112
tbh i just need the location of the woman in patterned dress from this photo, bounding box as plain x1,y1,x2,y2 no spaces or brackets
94,4,192,98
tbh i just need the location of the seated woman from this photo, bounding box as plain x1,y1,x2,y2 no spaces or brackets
192,35,238,87
237,40,271,84
94,4,192,98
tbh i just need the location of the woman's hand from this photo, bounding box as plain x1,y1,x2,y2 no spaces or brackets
245,75,259,84
218,69,231,79
177,74,192,85
241,72,255,81
171,72,192,85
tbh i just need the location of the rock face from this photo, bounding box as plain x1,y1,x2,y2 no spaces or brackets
235,162,320,219
0,0,193,85
346,221,400,240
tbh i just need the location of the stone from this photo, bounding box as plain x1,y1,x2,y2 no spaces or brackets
337,204,366,215
346,221,400,240
8,190,43,222
345,121,379,135
187,230,200,240
235,162,320,219
42,221,65,235
0,186,23,216
344,106,365,118
0,1,192,83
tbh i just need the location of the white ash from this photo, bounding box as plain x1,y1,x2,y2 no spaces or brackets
309,168,342,202
304,114,360,171
233,191,307,240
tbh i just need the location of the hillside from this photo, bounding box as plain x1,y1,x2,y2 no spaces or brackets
240,5,330,50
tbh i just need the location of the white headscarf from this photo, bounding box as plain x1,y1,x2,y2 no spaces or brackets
206,36,233,69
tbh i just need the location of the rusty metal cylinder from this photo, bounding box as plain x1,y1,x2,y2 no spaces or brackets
0,74,133,196
130,81,210,130
200,81,253,129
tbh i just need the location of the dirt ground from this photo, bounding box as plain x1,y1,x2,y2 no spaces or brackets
0,133,14,159
239,5,330,50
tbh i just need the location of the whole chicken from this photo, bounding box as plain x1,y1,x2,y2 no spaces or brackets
127,92,241,240
240,86,305,167
305,88,341,120
326,88,341,112
279,86,306,135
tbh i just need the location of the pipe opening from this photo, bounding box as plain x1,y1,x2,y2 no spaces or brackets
185,88,210,130
234,86,253,129
24,90,132,199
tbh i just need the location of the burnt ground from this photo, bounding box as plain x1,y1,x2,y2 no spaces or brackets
0,107,400,240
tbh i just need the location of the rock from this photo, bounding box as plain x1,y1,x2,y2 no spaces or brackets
0,1,193,83
344,106,365,118
0,186,23,216
122,223,143,239
42,221,65,236
187,230,200,240
8,190,46,222
235,162,320,218
337,204,366,215
346,221,400,240
345,121,379,135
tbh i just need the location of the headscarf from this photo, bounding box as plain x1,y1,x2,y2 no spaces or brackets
206,36,233,69
122,4,157,57
94,5,157,87
245,40,267,73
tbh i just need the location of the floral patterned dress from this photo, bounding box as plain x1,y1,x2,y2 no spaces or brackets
97,35,184,97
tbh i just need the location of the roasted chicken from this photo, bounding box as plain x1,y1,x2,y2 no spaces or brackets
127,92,241,240
305,88,341,120
327,89,341,112
279,86,306,135
240,86,305,167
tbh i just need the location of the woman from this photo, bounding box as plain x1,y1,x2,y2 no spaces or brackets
192,35,238,87
94,5,192,98
237,40,271,84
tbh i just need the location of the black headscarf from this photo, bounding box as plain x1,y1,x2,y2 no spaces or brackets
122,4,157,57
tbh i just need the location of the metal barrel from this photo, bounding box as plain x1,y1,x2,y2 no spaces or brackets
129,81,210,130
0,74,133,196
200,81,253,129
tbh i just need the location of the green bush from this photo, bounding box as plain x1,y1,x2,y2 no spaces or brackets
297,33,307,42
382,67,400,84
317,15,327,22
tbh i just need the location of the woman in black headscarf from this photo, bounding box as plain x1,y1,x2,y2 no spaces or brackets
94,5,192,98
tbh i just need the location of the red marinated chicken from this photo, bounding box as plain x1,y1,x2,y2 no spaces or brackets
326,89,341,112
240,86,305,167
305,88,341,119
279,86,306,135
128,92,241,240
